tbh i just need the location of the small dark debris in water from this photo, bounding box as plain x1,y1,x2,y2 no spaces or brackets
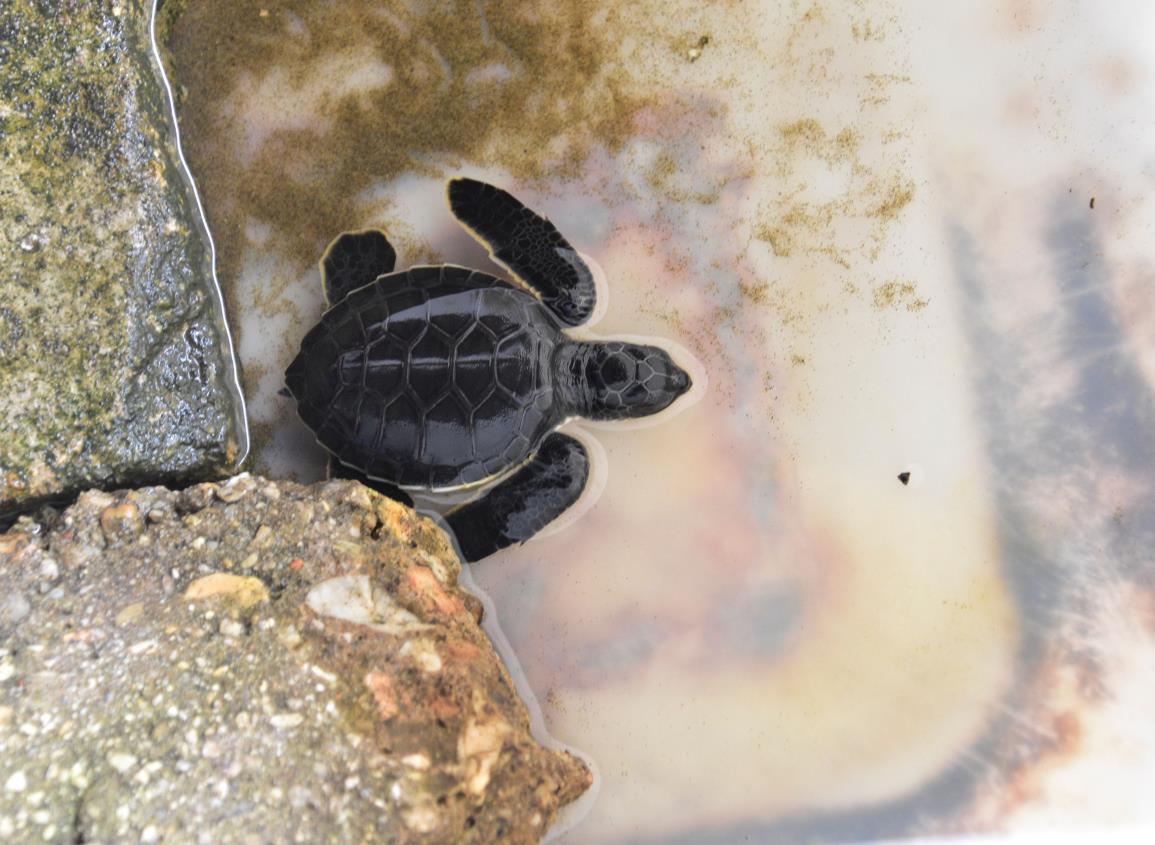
1090,197,1095,209
897,471,911,486
688,35,710,62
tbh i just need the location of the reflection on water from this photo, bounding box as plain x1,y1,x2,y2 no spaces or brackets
160,0,1155,842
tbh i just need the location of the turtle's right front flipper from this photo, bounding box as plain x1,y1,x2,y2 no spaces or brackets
447,178,596,326
321,230,397,306
444,433,590,562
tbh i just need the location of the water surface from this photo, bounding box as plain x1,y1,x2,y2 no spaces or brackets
161,1,1155,841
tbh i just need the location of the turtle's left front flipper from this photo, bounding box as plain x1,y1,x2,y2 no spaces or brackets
447,178,596,326
320,229,397,306
444,433,590,562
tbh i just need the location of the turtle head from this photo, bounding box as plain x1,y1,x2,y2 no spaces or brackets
556,341,691,421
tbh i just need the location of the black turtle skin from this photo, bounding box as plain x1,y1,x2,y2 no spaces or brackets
285,265,690,491
284,179,692,561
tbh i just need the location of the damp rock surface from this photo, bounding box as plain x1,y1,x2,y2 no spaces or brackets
0,475,590,844
0,0,243,516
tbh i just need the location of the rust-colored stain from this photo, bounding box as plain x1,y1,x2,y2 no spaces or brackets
998,0,1046,36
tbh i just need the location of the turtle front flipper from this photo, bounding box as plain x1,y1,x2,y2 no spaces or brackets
321,230,397,306
444,433,590,562
447,178,596,326
327,456,414,508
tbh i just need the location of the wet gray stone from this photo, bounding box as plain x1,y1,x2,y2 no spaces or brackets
0,477,590,844
0,0,245,516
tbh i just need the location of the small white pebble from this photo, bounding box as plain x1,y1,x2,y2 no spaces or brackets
270,713,304,729
405,643,441,673
107,752,137,774
141,825,159,844
0,663,14,682
38,559,59,581
220,620,244,638
401,753,430,770
4,771,26,792
279,626,302,648
309,665,336,683
128,640,157,656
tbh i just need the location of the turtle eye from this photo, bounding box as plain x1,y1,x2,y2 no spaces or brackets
601,353,631,389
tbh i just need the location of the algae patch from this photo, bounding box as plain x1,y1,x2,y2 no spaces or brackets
158,0,648,277
0,0,244,514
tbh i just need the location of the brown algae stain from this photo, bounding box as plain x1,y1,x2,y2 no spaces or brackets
872,280,928,312
159,1,648,280
755,116,916,270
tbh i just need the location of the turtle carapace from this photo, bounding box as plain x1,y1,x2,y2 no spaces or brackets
285,178,692,561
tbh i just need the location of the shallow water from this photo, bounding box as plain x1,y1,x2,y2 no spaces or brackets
161,1,1155,842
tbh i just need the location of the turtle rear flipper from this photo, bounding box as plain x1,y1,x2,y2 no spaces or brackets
447,178,596,327
444,433,589,562
321,230,397,306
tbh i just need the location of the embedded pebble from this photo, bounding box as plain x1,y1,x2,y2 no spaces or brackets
115,603,144,626
100,502,144,541
0,594,31,627
214,473,256,503
306,574,428,635
183,573,269,609
4,772,26,793
108,753,138,774
37,558,59,581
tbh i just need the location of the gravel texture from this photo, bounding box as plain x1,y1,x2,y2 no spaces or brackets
0,475,590,844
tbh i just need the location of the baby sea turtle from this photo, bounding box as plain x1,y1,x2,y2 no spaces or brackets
285,178,691,561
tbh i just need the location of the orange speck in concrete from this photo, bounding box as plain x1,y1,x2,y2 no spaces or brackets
364,671,399,721
445,638,484,662
405,565,464,618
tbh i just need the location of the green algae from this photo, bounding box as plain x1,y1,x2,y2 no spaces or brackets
0,0,245,514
